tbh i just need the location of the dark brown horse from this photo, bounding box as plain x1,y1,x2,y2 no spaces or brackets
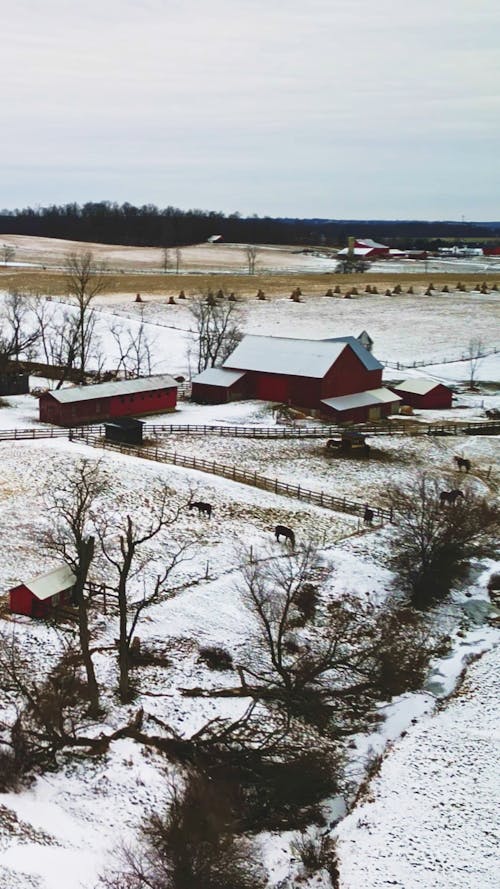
440,489,464,505
275,525,295,547
454,456,471,472
189,501,213,518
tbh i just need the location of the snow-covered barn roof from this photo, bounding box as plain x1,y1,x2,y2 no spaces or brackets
44,374,178,404
337,246,374,257
192,367,247,387
321,387,401,412
223,335,382,379
392,379,448,395
354,238,389,249
20,565,76,601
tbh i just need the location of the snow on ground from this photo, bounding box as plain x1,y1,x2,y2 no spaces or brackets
336,642,500,889
0,270,499,889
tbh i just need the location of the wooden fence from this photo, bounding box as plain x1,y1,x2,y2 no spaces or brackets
72,431,394,523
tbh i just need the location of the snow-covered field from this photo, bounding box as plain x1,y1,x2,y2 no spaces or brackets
0,266,499,888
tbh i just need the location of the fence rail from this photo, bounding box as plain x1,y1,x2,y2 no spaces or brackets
72,432,394,523
1,418,499,444
383,346,499,370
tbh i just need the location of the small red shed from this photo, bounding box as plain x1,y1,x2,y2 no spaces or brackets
39,374,178,426
389,379,453,410
9,565,76,618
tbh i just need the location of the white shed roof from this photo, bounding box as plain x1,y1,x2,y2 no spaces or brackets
321,387,402,412
44,374,178,405
355,238,389,249
337,246,374,257
223,335,381,379
192,367,247,387
392,379,447,395
22,565,76,601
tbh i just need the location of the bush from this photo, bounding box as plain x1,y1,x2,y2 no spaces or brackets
198,645,234,671
292,830,340,886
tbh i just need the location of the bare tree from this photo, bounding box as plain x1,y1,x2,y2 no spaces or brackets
175,247,182,275
0,291,40,369
465,337,485,388
188,296,243,374
245,245,258,275
240,547,434,723
109,312,155,378
97,489,193,702
1,244,15,264
45,459,108,715
385,474,500,608
64,250,108,382
161,248,171,273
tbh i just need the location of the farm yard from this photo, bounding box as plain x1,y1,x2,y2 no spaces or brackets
0,237,499,889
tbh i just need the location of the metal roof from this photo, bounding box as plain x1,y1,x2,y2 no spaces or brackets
392,379,447,396
321,336,382,371
192,367,247,387
44,374,178,405
223,335,381,379
321,387,402,412
21,565,76,601
355,238,389,249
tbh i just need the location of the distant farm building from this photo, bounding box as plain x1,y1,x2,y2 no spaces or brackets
9,565,75,618
192,334,399,421
337,238,390,260
389,379,453,410
39,375,178,426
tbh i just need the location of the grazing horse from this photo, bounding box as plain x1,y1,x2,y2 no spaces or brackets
440,489,464,506
275,524,295,547
454,456,471,473
363,506,375,525
188,501,213,518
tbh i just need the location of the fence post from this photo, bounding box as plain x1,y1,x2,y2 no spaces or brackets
205,560,210,579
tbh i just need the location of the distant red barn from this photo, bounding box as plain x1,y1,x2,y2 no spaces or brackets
389,379,453,410
39,375,178,426
192,334,399,421
9,565,75,618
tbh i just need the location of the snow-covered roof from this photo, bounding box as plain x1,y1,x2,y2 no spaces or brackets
355,238,389,249
321,387,402,412
20,565,76,601
223,335,382,378
192,367,247,387
337,247,374,257
392,379,448,395
44,374,178,404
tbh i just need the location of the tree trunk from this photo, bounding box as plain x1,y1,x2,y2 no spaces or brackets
73,537,100,715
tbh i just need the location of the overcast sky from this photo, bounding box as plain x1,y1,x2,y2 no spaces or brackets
2,0,499,220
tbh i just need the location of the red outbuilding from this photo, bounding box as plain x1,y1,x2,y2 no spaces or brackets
192,334,398,421
39,374,178,426
389,379,453,410
9,565,76,618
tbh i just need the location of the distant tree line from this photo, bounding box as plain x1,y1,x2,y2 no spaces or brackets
0,201,499,249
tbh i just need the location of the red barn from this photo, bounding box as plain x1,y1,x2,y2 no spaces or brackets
389,379,453,410
192,335,398,421
39,374,178,426
9,565,75,618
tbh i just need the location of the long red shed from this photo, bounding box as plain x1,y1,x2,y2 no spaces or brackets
9,565,76,618
191,334,397,421
39,374,178,426
389,379,453,410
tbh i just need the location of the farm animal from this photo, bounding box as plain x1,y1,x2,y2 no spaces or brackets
275,524,295,547
454,456,471,472
363,506,374,525
439,489,464,506
188,501,213,518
